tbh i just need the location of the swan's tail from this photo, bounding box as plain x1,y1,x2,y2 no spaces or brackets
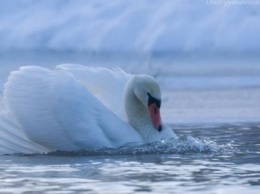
0,81,50,155
0,110,49,155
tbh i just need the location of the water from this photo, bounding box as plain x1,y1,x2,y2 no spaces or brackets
0,52,260,193
0,123,259,193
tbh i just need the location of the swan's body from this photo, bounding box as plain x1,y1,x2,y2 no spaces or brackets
0,65,177,154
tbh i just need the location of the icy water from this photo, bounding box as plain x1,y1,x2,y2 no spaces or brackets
0,52,260,193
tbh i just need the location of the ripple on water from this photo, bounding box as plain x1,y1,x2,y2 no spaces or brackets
1,123,260,194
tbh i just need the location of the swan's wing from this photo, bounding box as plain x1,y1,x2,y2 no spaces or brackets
56,64,132,121
4,66,142,152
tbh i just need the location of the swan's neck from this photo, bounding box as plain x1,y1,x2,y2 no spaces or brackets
124,82,156,142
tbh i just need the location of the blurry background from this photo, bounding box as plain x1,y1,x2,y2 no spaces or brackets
0,0,260,124
1,0,260,53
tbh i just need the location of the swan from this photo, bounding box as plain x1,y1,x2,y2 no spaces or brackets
0,64,177,154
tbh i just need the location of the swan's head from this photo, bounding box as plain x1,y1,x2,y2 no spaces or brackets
125,75,162,131
133,76,162,131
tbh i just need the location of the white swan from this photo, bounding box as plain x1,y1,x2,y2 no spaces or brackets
0,64,177,154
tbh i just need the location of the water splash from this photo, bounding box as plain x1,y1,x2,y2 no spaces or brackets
42,135,237,157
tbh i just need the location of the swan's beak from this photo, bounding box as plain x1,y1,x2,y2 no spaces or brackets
148,103,162,131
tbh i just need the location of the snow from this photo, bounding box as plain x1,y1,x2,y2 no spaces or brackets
0,0,259,54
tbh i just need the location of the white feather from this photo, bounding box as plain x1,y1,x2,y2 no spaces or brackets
56,64,131,121
0,110,49,154
2,66,143,153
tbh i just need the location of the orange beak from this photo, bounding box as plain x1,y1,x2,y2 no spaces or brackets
148,103,162,131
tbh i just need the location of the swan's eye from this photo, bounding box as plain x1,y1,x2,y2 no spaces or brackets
147,93,161,108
